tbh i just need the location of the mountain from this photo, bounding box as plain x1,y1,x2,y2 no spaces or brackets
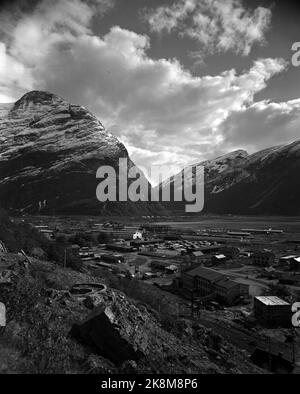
0,91,164,215
158,140,300,215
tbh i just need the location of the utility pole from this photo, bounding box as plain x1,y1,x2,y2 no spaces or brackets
268,337,272,372
292,328,296,366
191,290,194,318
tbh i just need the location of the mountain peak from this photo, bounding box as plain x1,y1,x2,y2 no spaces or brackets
214,149,249,161
12,90,66,111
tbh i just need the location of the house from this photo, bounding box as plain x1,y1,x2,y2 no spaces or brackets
39,229,54,240
252,250,275,266
289,257,300,271
211,254,227,264
190,251,206,263
133,231,143,240
165,264,180,274
279,256,300,271
254,296,291,327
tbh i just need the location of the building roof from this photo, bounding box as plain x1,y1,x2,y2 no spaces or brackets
255,296,290,306
214,254,226,259
185,266,223,283
151,260,169,267
215,277,239,289
192,251,204,257
166,264,179,271
280,255,297,260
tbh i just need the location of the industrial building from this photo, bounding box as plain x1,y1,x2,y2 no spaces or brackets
181,266,247,305
252,250,275,266
253,296,291,327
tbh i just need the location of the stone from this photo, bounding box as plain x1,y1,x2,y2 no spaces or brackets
83,293,104,309
71,304,148,365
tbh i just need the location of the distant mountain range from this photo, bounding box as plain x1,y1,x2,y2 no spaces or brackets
0,90,299,216
0,91,164,215
158,140,300,215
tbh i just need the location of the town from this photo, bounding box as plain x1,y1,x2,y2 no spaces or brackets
23,214,300,374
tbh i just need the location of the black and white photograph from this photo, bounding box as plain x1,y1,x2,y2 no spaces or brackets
0,0,300,380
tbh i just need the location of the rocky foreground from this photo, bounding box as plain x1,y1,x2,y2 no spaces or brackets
0,252,263,374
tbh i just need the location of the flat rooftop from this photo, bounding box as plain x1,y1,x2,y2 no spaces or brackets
255,296,290,306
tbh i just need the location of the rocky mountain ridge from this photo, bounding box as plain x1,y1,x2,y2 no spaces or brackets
159,140,300,215
0,91,163,215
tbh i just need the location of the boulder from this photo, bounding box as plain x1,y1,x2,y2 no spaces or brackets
71,304,148,365
83,293,104,310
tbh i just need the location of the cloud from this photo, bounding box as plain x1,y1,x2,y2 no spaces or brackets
145,0,271,56
0,42,34,101
0,0,294,184
219,98,300,152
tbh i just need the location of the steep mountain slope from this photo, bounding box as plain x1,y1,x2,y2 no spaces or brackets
0,91,163,215
159,141,300,215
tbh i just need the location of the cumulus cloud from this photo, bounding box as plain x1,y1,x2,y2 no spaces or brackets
0,42,34,101
219,99,300,152
145,0,271,57
0,0,295,184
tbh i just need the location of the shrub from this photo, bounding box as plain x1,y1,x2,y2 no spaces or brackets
68,232,93,247
268,283,290,299
0,276,84,373
0,210,51,253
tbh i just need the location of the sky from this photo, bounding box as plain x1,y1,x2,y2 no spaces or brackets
0,0,300,184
